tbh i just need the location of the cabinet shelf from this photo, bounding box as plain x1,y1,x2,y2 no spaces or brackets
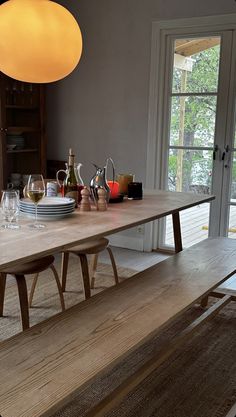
7,148,38,154
0,73,46,189
7,126,39,134
6,105,38,111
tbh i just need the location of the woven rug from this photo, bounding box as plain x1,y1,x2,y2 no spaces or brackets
50,300,236,417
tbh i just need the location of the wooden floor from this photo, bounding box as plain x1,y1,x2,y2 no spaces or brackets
166,202,236,247
100,246,169,270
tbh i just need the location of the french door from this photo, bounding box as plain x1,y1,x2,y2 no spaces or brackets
146,20,236,251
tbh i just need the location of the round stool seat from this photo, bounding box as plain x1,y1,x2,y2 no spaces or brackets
61,237,119,299
2,255,55,276
66,238,109,255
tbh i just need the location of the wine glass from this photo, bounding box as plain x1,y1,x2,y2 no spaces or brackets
1,190,20,229
27,174,46,229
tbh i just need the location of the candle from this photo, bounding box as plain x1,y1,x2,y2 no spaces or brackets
128,182,143,200
116,174,135,195
107,181,119,198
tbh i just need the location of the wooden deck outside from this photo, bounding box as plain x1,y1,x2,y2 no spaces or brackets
166,202,236,248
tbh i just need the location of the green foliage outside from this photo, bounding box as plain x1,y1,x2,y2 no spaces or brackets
169,44,220,192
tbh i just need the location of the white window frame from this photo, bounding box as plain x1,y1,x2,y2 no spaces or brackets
145,13,236,251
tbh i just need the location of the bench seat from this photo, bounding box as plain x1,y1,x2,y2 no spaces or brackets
1,237,236,417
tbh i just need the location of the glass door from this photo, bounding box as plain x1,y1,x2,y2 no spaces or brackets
160,31,236,249
222,87,236,239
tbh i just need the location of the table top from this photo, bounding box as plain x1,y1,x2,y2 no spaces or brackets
0,190,214,271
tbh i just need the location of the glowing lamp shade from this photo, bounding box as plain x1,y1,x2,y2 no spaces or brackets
0,0,83,83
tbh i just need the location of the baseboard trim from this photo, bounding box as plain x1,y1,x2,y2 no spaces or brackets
108,234,144,251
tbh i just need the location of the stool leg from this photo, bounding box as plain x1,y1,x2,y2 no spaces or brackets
90,254,99,289
15,274,29,331
78,254,91,299
50,264,65,311
61,252,70,292
201,295,209,308
106,247,119,285
28,273,39,307
0,273,7,316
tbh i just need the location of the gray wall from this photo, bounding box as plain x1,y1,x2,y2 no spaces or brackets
46,0,236,185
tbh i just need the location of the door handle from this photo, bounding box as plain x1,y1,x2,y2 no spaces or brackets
222,145,230,167
213,145,218,160
222,145,229,161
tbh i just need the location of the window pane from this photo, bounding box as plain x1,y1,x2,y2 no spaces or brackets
168,149,212,193
230,153,236,200
170,96,217,147
172,37,221,94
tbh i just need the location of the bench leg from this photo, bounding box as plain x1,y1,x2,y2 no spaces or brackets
15,274,30,331
78,254,91,299
200,295,209,308
0,273,6,316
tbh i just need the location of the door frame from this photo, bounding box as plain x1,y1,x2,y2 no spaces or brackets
219,31,236,236
145,13,236,251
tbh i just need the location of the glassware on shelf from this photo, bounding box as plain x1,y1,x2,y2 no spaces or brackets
26,174,46,229
1,190,20,229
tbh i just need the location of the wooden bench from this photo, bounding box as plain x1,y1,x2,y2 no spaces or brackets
1,237,236,417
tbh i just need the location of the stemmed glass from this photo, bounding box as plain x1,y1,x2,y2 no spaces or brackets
1,190,20,229
27,174,46,229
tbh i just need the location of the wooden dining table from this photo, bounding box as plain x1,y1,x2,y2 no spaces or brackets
0,190,214,272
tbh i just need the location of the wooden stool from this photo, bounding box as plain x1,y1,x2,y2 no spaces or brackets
0,255,65,331
61,238,119,299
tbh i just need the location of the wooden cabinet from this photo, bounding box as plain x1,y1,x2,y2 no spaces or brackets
0,73,46,191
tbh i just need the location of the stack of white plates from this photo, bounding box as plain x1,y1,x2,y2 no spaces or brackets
7,135,25,150
20,197,75,220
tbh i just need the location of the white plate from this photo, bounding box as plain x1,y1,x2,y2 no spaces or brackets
20,204,75,212
20,197,75,207
20,208,75,215
20,208,74,216
21,212,75,221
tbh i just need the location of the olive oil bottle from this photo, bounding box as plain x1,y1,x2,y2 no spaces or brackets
64,148,78,206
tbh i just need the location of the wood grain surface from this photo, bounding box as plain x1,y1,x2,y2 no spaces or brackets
0,191,214,271
0,237,234,417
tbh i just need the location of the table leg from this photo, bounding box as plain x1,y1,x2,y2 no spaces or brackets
172,212,183,253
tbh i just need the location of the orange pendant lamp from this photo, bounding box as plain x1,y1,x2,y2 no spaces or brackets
0,0,83,83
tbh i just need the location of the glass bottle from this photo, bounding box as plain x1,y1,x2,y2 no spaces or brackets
75,162,84,204
64,148,78,206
